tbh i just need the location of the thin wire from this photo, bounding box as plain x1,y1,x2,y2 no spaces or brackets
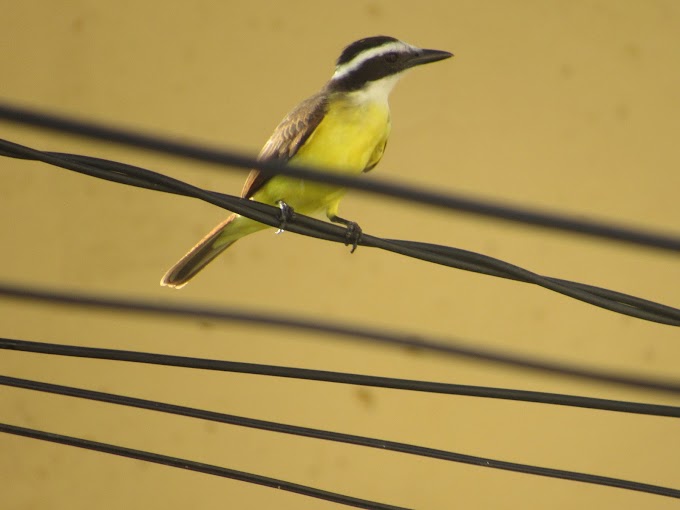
1,138,678,326
2,375,678,499
1,102,679,252
2,338,679,416
0,423,407,510
1,284,679,394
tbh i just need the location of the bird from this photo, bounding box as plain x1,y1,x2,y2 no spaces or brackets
161,35,452,288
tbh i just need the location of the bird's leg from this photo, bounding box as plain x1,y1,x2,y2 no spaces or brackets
275,200,295,234
328,214,363,253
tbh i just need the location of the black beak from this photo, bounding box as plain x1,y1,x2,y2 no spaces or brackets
405,48,453,69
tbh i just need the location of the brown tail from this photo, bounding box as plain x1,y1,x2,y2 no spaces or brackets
160,214,240,289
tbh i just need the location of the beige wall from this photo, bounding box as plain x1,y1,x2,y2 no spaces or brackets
1,1,679,508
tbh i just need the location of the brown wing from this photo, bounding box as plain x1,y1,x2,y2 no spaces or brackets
241,92,328,199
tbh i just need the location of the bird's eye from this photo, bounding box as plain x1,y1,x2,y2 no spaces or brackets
384,52,399,63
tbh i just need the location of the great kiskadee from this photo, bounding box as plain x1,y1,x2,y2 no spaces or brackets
161,36,452,288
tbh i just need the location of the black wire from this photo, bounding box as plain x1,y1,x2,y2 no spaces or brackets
2,375,677,499
1,102,679,252
1,138,678,326
1,284,679,394
2,338,678,416
0,422,407,510
379,239,680,325
0,138,278,227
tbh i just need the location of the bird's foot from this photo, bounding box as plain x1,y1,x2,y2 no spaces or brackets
275,200,295,234
329,215,363,253
343,221,363,253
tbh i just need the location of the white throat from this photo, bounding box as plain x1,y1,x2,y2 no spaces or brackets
345,74,402,105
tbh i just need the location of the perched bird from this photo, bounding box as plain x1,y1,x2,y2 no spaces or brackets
161,36,452,288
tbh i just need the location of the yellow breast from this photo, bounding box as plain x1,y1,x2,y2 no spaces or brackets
252,95,391,214
294,97,391,172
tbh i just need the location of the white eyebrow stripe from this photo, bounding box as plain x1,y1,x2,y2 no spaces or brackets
332,41,415,79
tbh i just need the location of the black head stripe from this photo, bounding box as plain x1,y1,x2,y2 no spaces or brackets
327,51,409,92
336,36,399,66
330,56,401,91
